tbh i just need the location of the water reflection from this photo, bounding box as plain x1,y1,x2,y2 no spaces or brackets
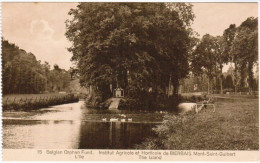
3,120,81,149
79,122,157,149
3,101,162,149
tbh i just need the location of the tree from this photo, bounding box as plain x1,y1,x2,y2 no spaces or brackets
230,17,258,94
65,3,194,108
2,39,72,94
191,34,218,94
223,75,234,90
213,36,226,94
223,24,236,62
223,24,239,93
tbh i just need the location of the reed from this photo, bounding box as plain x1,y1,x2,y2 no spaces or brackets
2,94,79,111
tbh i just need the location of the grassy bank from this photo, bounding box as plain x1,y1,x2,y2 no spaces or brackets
138,96,259,150
2,93,79,111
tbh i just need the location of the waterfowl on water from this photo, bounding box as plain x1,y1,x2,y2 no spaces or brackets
110,118,118,122
120,114,126,118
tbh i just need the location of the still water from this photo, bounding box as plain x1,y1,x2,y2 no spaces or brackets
3,101,164,149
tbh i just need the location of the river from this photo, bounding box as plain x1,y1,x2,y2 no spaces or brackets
2,101,165,149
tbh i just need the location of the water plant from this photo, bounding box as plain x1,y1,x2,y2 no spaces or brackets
2,94,79,111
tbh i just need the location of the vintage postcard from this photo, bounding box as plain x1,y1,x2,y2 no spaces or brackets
1,1,259,161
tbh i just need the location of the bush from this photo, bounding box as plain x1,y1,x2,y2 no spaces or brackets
118,98,139,110
137,113,196,149
180,94,207,103
118,93,182,111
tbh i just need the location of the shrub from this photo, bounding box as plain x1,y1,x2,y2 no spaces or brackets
137,113,196,149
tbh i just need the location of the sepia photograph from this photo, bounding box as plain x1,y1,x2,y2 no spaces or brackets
1,1,259,161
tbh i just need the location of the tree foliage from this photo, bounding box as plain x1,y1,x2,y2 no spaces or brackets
2,39,71,95
230,17,258,92
65,3,194,107
190,17,258,94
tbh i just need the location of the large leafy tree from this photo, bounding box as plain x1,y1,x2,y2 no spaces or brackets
223,24,237,62
222,24,240,93
65,3,194,104
230,17,258,93
213,36,226,94
189,17,258,95
191,34,219,94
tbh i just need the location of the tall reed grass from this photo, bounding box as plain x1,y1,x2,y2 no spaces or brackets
2,94,79,111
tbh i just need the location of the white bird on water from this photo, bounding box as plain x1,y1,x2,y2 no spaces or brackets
120,114,126,118
110,118,118,122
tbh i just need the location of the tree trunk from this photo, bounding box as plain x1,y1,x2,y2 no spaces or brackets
174,83,179,95
220,76,223,95
207,78,210,95
211,79,213,94
220,66,223,95
173,79,179,95
234,63,238,94
248,61,254,95
240,63,246,89
168,74,172,97
116,75,119,88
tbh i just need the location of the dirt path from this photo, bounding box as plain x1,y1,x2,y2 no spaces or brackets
109,98,121,110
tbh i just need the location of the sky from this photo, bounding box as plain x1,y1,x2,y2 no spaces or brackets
2,2,258,71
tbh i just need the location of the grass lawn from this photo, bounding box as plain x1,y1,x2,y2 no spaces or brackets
140,96,259,150
188,97,258,150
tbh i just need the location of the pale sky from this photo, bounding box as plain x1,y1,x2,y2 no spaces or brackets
2,3,258,70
